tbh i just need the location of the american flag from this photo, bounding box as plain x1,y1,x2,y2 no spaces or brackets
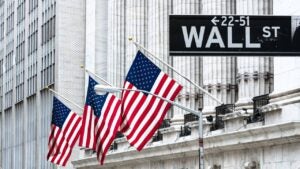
120,51,182,151
79,77,122,164
79,77,98,149
47,97,82,166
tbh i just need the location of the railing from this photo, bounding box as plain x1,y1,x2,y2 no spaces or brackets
110,141,118,151
116,131,124,138
159,119,171,129
177,113,198,137
212,104,235,130
184,113,199,124
152,131,163,142
247,94,269,123
179,125,191,137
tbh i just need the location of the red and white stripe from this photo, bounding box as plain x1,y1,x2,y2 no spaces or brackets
94,94,122,164
79,93,122,165
120,72,182,151
47,112,82,166
79,105,95,149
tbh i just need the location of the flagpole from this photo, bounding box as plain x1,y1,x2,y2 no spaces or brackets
83,68,202,115
95,84,204,169
129,38,223,105
129,38,206,169
83,67,113,87
95,85,200,116
46,86,84,110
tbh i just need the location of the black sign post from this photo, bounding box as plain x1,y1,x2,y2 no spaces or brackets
169,15,300,56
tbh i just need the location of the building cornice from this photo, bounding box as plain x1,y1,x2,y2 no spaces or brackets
72,136,199,169
205,121,300,154
72,121,300,168
262,88,300,112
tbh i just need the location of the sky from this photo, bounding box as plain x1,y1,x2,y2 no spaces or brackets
274,0,300,15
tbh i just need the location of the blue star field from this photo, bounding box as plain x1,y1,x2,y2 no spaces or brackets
52,97,71,129
126,51,161,94
86,76,108,117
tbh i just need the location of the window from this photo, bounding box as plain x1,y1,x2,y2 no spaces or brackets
4,1,14,108
5,51,13,108
6,1,14,34
16,23,25,102
17,0,25,24
0,3,4,41
29,0,38,13
27,14,38,96
0,59,3,110
41,2,55,88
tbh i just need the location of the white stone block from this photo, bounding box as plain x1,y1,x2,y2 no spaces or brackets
264,145,283,163
282,142,300,161
291,161,300,169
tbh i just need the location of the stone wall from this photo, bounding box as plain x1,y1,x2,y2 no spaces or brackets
71,0,300,169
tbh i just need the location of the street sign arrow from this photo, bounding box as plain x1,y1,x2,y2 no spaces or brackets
211,16,219,25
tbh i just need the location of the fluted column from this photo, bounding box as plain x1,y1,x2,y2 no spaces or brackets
147,0,172,117
147,0,170,70
85,0,96,81
235,0,274,110
85,0,110,90
95,0,109,80
202,0,237,116
125,0,148,72
107,0,126,88
171,0,202,126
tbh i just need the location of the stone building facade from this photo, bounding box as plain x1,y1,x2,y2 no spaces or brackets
0,0,85,168
72,0,300,169
0,0,299,169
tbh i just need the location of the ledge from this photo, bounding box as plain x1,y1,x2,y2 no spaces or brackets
72,136,199,169
269,88,300,101
205,121,300,154
159,126,177,134
222,111,250,121
72,121,300,168
262,92,300,113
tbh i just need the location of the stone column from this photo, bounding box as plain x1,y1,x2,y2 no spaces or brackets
95,0,109,80
125,0,148,72
147,0,170,70
147,0,172,117
107,0,126,88
202,0,237,116
235,0,274,110
85,0,96,72
171,0,202,127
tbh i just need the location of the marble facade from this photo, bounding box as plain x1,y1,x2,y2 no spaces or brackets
71,0,300,168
